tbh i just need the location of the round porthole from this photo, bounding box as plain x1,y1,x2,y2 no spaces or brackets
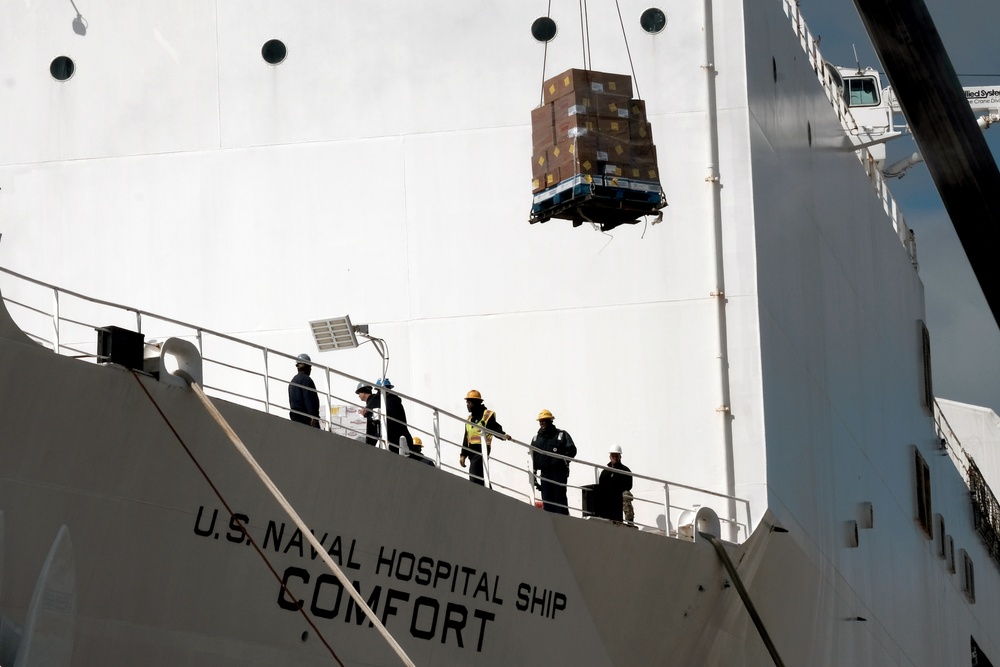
261,39,287,65
531,17,557,43
50,56,75,81
640,8,667,34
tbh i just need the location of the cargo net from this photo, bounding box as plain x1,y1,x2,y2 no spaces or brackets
529,68,667,231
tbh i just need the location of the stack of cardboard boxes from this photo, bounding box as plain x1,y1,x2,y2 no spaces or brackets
531,68,659,194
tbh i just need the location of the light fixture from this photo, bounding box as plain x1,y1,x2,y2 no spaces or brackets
309,316,359,351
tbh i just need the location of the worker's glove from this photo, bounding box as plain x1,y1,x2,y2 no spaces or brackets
459,455,466,468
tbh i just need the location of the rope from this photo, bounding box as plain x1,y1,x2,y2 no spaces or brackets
130,371,346,665
132,370,417,667
539,0,553,106
615,0,640,99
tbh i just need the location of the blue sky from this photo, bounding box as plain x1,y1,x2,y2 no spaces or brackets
802,0,1000,416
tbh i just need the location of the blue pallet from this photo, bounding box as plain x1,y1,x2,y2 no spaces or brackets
530,174,666,228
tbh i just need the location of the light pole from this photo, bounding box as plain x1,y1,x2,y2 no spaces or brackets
309,316,390,449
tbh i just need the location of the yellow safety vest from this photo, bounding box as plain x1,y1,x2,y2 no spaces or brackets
465,410,495,449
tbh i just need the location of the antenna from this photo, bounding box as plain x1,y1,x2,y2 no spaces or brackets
852,44,861,74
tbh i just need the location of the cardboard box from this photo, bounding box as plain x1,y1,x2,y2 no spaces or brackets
531,104,555,152
598,117,631,142
597,96,632,119
626,99,647,121
531,149,549,179
554,94,594,120
631,121,654,143
542,68,590,104
555,112,598,141
587,70,634,99
542,68,634,104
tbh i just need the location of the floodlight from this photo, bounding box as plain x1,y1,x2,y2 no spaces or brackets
310,316,359,351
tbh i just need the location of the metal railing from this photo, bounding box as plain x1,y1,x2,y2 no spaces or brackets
781,0,917,267
1,266,752,542
934,400,1000,571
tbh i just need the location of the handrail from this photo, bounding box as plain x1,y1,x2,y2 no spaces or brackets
1,265,752,541
933,399,1000,572
780,0,917,268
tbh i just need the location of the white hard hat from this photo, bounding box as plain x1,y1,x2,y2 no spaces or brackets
609,444,623,454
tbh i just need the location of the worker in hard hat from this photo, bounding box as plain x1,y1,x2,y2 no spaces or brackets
288,353,320,428
407,436,435,467
377,378,413,454
531,410,577,514
460,390,512,486
596,444,633,522
355,381,379,445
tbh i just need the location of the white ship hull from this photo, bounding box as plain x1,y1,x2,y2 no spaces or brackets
1,0,998,664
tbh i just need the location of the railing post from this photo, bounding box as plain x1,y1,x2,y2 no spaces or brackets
664,483,673,535
325,366,332,431
529,450,538,506
482,438,492,488
432,410,441,467
263,349,271,415
52,290,60,354
135,310,142,334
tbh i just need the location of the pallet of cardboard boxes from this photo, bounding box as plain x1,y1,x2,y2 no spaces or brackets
529,68,666,229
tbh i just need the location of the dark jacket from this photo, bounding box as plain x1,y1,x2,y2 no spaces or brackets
383,390,413,452
597,461,633,521
364,393,380,445
288,371,320,425
531,425,577,478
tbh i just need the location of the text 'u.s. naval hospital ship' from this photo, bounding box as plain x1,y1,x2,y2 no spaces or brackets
2,0,1000,665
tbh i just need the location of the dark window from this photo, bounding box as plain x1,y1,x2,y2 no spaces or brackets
50,56,75,81
262,39,287,65
845,76,880,106
915,448,932,538
640,8,667,34
947,535,956,573
963,551,976,603
936,515,947,558
531,17,557,42
921,321,933,409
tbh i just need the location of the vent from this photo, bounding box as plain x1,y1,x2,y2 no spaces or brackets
914,448,933,539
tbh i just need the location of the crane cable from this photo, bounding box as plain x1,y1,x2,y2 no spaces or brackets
537,1,643,102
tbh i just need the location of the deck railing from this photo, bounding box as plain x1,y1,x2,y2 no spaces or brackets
781,0,917,267
934,401,1000,571
1,266,752,542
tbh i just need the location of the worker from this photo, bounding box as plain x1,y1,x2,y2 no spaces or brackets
355,382,379,446
460,390,512,486
407,436,435,466
288,354,320,428
531,409,577,514
378,378,413,454
597,444,633,521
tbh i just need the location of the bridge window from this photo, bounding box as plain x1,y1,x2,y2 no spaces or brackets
845,76,880,107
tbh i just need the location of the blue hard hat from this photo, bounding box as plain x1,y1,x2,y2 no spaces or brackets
377,377,394,388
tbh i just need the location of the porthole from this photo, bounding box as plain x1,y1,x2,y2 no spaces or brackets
531,17,557,43
640,8,667,34
262,39,287,65
50,56,75,81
